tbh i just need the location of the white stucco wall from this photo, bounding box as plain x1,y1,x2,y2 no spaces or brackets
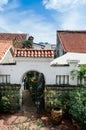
1,48,15,64
0,57,71,85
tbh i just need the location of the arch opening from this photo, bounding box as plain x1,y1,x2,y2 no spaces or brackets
22,70,45,111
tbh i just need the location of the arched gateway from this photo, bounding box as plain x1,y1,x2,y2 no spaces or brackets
20,70,45,111
13,49,55,111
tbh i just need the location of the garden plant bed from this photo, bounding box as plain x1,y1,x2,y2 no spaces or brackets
0,109,81,130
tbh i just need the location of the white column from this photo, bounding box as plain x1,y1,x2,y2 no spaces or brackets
67,60,79,85
19,82,24,110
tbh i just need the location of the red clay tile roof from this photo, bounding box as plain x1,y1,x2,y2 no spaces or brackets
0,33,27,42
0,40,12,60
0,33,27,48
14,48,54,58
0,33,54,59
58,31,86,53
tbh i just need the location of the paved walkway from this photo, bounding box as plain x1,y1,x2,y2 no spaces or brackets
0,90,79,130
0,108,51,130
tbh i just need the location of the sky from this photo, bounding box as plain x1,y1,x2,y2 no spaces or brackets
0,0,86,44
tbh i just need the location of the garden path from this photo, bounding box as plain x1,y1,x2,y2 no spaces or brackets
0,107,81,130
0,90,81,130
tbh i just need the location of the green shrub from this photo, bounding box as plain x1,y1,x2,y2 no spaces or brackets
69,88,86,130
45,89,62,113
59,91,70,117
45,89,57,107
0,90,20,113
0,96,10,112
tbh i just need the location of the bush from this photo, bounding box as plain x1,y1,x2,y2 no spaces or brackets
45,89,62,113
69,88,86,130
0,90,20,113
0,96,10,112
45,89,57,107
59,91,70,118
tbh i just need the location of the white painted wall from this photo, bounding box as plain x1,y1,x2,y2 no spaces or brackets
0,57,80,86
0,48,15,64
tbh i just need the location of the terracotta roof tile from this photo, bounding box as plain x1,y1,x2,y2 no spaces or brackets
14,48,54,58
0,40,12,60
0,33,27,41
58,31,86,53
0,33,27,48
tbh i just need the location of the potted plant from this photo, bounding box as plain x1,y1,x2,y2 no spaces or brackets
45,89,58,112
51,93,63,124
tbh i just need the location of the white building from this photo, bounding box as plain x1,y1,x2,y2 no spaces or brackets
0,33,56,87
51,30,86,85
0,31,86,88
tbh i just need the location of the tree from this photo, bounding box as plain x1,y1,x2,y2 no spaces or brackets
71,65,86,85
23,36,34,48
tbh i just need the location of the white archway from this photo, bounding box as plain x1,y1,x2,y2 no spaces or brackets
19,70,46,109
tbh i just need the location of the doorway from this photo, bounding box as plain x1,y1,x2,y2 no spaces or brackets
22,71,45,110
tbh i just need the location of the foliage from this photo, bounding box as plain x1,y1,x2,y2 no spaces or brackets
59,91,70,116
0,90,20,112
69,88,86,130
71,65,86,84
30,77,38,103
23,40,33,48
0,83,20,90
13,40,23,48
25,72,45,111
45,89,61,109
0,96,10,112
23,36,34,48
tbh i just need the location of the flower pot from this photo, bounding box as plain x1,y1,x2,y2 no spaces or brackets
51,108,62,124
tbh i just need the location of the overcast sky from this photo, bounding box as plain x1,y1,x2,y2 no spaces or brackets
0,0,86,44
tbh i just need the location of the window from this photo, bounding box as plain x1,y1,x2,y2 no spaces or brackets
56,75,69,85
77,76,86,85
0,75,10,83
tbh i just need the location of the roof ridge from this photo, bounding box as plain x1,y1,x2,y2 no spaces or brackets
0,32,27,35
57,31,86,53
57,30,86,33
